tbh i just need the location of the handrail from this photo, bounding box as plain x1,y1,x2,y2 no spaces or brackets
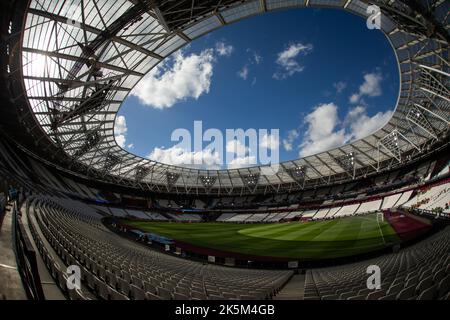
11,201,45,300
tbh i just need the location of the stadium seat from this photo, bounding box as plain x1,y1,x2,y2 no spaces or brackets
145,292,163,300
173,292,189,300
417,285,436,300
387,283,404,296
131,285,146,300
366,290,385,300
416,276,434,294
95,278,110,300
157,287,172,300
437,275,450,299
378,293,397,300
118,278,131,296
109,289,130,300
396,285,416,300
347,295,366,300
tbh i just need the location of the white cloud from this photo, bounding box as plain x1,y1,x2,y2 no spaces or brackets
127,143,134,149
227,155,257,170
114,115,128,148
147,146,221,169
249,50,263,65
226,139,257,169
273,43,313,80
350,72,383,104
260,133,279,151
215,42,234,57
298,103,393,157
349,93,361,104
115,115,127,135
226,139,248,156
333,81,347,94
347,107,393,139
299,103,348,157
131,49,215,109
238,50,263,82
238,65,249,80
282,129,299,151
115,134,126,148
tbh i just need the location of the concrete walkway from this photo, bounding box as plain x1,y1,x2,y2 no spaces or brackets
0,204,27,299
22,203,66,300
274,274,305,300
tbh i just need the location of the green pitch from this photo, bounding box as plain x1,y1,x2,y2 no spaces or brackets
124,214,400,260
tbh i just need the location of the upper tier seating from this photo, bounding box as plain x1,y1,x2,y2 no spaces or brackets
404,182,450,214
216,213,236,222
381,193,403,210
333,204,360,218
246,213,269,222
355,200,382,214
264,212,289,222
168,213,202,222
227,214,252,222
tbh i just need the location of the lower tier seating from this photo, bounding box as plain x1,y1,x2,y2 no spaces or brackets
304,227,450,300
27,196,292,300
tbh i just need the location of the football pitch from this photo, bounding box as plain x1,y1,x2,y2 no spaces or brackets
124,214,400,260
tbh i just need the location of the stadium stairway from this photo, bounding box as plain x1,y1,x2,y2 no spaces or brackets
273,274,305,300
0,202,27,299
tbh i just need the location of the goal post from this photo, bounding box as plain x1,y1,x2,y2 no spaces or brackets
376,212,384,223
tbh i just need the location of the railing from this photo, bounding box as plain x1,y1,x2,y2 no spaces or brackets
11,201,45,300
0,193,5,216
401,206,450,221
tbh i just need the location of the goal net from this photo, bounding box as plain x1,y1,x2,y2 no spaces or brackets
376,212,384,223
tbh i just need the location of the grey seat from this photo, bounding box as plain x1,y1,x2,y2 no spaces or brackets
85,272,96,290
378,293,397,300
105,271,117,289
437,275,450,299
433,269,446,283
145,292,163,300
387,283,404,295
416,276,434,293
347,295,366,300
57,271,68,293
118,278,131,296
68,287,86,300
321,294,338,300
110,288,130,300
96,279,110,300
157,287,172,300
366,290,385,300
191,290,207,300
131,276,144,289
173,292,189,300
223,292,238,299
131,284,146,300
417,285,436,300
339,292,354,300
396,285,416,300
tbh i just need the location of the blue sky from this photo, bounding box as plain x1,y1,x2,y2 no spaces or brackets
115,8,399,169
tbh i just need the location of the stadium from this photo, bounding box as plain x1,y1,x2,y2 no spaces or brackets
0,0,449,304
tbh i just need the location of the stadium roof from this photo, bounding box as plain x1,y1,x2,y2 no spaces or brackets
4,0,450,195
